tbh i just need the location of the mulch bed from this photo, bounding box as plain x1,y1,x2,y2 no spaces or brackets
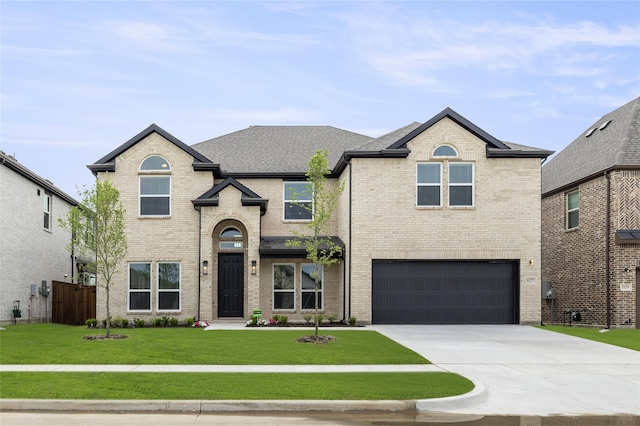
295,335,336,344
83,334,128,340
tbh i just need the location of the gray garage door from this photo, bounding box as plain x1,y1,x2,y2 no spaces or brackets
372,260,519,324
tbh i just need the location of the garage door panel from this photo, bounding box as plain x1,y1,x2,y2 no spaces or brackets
372,260,518,324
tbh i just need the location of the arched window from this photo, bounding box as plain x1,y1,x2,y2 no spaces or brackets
139,155,171,216
140,155,171,170
220,227,243,249
433,145,458,157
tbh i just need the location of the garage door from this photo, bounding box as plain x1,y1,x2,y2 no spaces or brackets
372,260,519,324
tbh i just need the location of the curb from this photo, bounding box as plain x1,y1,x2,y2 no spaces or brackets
0,399,416,413
0,386,482,414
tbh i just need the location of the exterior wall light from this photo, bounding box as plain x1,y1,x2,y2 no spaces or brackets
202,260,209,275
251,260,257,275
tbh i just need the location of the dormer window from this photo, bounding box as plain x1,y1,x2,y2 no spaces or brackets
139,155,171,216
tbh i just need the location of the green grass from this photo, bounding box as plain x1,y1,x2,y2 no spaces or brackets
537,325,640,351
0,324,428,365
0,372,473,400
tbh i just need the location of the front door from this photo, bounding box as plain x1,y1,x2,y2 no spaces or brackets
218,253,244,317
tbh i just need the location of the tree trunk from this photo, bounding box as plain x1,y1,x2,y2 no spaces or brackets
105,284,111,337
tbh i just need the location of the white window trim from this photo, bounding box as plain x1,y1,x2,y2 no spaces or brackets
448,162,475,208
300,264,323,311
139,175,172,217
43,192,52,231
283,181,313,221
566,190,579,230
157,262,181,312
128,262,152,313
273,263,296,311
416,163,443,208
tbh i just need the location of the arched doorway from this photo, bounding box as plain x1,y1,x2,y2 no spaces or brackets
214,220,247,318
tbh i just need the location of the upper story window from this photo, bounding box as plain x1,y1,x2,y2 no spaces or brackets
219,227,243,249
566,190,579,229
43,192,52,230
284,181,312,221
417,163,442,207
433,145,458,157
417,145,474,208
139,155,171,216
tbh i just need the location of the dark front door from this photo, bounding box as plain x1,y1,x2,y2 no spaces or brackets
218,253,244,317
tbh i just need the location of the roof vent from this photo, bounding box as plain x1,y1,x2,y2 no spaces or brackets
599,120,611,131
585,128,597,137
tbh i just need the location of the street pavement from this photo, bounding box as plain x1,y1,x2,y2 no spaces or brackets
1,324,638,417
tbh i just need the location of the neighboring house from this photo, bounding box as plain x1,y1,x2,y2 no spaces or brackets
88,107,551,325
0,151,80,325
541,97,640,329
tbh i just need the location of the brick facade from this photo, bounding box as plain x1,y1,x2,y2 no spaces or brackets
541,170,639,328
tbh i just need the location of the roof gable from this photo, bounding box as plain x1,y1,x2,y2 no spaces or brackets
193,177,268,214
542,96,640,196
388,107,510,150
88,124,218,175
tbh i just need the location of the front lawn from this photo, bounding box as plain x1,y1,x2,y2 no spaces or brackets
0,324,428,365
0,324,475,401
537,325,640,351
0,372,473,400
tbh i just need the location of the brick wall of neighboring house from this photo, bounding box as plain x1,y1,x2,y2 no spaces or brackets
1,159,76,325
349,117,543,324
542,170,639,328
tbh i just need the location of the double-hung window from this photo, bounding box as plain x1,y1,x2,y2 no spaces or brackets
417,145,474,208
273,264,295,310
284,182,312,220
567,190,579,229
43,192,52,230
158,262,180,311
448,163,474,206
129,263,151,311
301,264,323,310
417,163,442,207
139,156,171,216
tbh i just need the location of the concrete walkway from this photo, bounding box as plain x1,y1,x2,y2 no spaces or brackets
1,324,638,416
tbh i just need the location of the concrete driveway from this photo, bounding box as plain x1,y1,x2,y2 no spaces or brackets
370,324,640,416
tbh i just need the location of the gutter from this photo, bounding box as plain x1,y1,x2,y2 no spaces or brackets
196,205,202,321
348,161,352,321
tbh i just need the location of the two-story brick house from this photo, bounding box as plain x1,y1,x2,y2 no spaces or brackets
89,107,551,324
0,151,79,325
542,97,640,328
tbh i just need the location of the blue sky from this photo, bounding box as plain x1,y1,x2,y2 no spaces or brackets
2,1,639,197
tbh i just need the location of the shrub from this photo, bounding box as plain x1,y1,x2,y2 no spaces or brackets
85,318,97,328
277,315,288,326
153,317,164,327
121,318,129,328
134,318,146,328
161,316,170,327
348,316,357,326
185,317,195,327
303,314,312,324
316,314,323,325
111,316,123,328
169,317,179,327
326,313,338,323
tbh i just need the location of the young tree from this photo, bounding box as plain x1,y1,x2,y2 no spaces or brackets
59,179,127,337
287,149,344,338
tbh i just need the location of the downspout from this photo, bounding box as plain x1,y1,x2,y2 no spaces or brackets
605,171,611,328
196,205,202,321
348,161,353,320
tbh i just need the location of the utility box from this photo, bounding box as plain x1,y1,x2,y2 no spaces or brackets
542,280,556,300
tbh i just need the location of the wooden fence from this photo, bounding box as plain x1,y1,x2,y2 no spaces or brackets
52,280,96,325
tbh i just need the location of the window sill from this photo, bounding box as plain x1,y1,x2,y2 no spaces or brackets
565,227,580,233
138,215,172,219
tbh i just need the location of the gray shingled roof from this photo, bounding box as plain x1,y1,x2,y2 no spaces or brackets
542,96,640,196
1,150,79,206
191,126,373,175
352,122,423,152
